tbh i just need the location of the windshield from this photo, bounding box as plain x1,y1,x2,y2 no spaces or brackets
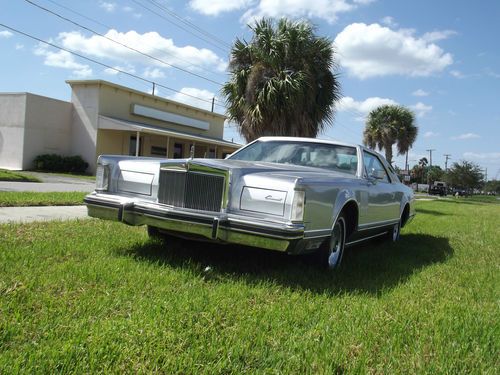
228,140,358,175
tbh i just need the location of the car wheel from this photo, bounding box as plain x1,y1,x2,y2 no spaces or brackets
386,220,401,242
317,214,346,270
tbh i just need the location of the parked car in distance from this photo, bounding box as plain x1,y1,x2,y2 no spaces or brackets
429,181,447,196
85,137,415,269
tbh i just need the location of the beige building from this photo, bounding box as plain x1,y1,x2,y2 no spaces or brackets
0,80,240,173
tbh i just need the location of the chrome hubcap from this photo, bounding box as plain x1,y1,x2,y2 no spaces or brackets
392,224,399,241
328,221,343,268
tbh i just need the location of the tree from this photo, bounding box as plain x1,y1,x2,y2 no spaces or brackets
222,18,340,142
427,165,444,183
363,105,418,164
445,160,484,191
410,158,429,183
484,180,500,194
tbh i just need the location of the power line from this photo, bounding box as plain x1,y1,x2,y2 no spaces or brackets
1,23,226,109
24,0,224,86
131,0,230,53
44,0,110,29
145,0,231,48
40,0,227,78
142,0,231,49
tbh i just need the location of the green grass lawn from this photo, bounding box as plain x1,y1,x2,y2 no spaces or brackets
0,170,40,182
453,195,499,204
0,200,498,373
0,192,87,207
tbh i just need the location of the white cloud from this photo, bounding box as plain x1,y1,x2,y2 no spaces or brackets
15,44,24,50
421,30,457,42
122,5,142,18
54,30,227,73
241,0,375,24
167,87,216,111
451,133,481,140
424,131,439,138
143,67,165,79
103,68,119,75
484,68,500,78
410,102,432,117
34,45,92,77
463,152,500,160
337,96,398,116
103,65,136,75
412,89,429,97
99,2,116,12
189,0,251,16
0,30,13,38
334,23,453,79
72,67,93,78
380,16,398,27
450,69,466,79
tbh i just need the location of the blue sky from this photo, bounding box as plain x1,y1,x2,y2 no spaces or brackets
1,0,499,178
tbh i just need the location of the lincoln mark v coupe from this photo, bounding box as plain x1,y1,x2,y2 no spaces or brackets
85,137,415,269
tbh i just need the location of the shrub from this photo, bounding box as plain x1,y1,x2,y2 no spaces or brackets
34,154,89,174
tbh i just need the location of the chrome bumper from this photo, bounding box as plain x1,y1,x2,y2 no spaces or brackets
84,193,305,252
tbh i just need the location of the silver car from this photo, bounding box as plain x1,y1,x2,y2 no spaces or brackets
85,137,415,269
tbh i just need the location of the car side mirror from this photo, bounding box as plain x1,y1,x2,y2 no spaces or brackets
369,169,385,180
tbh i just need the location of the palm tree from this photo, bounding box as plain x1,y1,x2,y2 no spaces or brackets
418,157,428,183
363,105,418,164
222,18,341,142
418,157,428,168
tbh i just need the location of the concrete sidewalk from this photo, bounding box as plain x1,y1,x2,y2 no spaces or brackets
0,181,95,193
0,205,89,224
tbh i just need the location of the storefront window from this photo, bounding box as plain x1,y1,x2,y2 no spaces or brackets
151,146,167,157
173,143,183,158
129,135,143,156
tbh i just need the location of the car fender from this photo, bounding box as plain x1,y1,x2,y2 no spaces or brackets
398,190,415,225
330,189,358,231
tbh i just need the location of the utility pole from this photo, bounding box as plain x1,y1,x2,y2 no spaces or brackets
426,149,436,167
444,154,451,171
426,149,436,186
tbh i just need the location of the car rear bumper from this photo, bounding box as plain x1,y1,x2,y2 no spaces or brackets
84,193,305,252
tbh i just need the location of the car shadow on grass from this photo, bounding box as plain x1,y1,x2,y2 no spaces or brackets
435,199,490,206
415,208,449,216
117,233,453,296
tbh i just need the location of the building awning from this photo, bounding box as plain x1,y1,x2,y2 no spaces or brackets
98,115,241,149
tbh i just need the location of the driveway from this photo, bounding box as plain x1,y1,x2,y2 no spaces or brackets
0,172,95,193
